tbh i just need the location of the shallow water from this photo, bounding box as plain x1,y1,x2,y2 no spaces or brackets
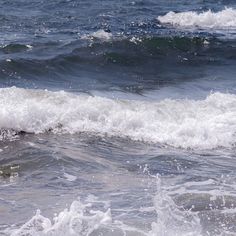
1,0,236,235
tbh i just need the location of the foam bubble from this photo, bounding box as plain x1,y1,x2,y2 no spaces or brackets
158,8,236,29
1,87,236,149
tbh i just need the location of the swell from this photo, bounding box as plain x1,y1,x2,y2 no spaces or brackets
1,36,236,90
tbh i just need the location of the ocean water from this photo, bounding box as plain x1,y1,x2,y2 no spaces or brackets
1,0,236,235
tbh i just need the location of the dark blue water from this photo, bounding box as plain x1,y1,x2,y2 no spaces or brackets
1,1,236,235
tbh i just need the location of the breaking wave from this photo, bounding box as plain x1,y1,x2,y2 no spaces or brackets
158,8,236,29
1,87,236,149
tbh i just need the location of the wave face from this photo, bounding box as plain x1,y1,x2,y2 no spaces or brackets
158,8,236,29
1,87,236,149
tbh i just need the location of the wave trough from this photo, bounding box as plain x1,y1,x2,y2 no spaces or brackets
1,87,236,149
158,8,236,29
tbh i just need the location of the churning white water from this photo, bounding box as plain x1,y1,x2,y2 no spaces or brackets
1,87,236,149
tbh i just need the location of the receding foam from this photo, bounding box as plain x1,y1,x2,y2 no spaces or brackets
1,87,236,149
158,8,236,29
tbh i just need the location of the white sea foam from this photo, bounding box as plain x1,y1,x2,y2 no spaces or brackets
1,87,236,149
158,8,236,29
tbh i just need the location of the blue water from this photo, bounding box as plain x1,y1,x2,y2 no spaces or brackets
1,1,236,235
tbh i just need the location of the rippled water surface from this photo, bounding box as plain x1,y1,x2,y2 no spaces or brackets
1,0,236,235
